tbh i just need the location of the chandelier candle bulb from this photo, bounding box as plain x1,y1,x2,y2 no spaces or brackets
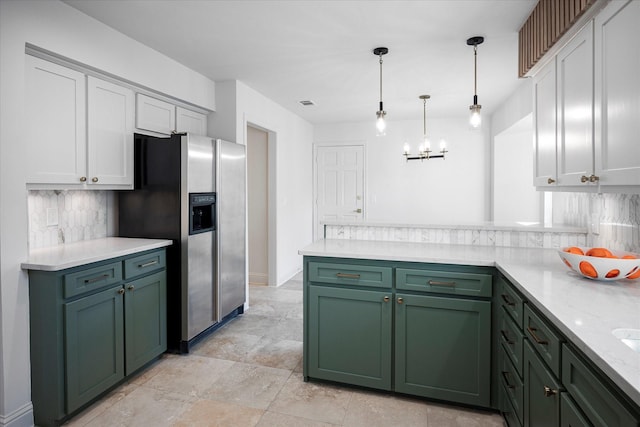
403,143,410,155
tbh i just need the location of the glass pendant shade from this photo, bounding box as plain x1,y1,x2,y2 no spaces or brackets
376,110,386,134
469,104,482,128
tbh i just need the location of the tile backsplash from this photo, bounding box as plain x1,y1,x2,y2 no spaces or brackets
558,192,640,253
28,190,108,250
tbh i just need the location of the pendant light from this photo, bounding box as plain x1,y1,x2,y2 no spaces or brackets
373,47,388,135
403,95,447,161
467,36,484,129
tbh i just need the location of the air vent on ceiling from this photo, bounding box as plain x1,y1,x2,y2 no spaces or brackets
299,100,315,106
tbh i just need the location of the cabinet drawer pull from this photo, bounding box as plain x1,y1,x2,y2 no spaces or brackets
397,297,404,304
83,274,110,284
336,273,360,279
127,285,135,291
500,330,514,345
117,288,125,295
428,280,456,287
383,296,390,302
501,371,515,389
138,260,158,268
543,386,558,397
527,326,548,345
501,294,516,306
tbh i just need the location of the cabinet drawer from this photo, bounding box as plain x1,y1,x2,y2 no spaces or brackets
501,347,524,425
498,278,525,329
308,261,392,289
124,250,166,279
562,344,637,427
396,268,492,297
524,304,563,377
500,307,525,377
502,383,524,427
64,262,123,299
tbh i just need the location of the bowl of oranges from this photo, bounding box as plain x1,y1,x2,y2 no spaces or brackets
558,247,640,281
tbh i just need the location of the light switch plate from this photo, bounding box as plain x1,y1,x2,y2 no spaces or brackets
46,207,58,227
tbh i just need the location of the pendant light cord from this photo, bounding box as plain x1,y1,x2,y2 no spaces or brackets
473,44,478,104
379,54,384,111
423,97,427,136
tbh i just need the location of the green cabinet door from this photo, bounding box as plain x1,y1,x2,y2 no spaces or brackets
307,285,392,390
560,393,591,427
64,285,125,413
124,271,167,375
394,293,491,407
524,341,562,427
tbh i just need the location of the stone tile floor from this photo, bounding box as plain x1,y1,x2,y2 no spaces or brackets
64,274,504,426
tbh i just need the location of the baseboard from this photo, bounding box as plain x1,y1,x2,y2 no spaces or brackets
0,402,33,427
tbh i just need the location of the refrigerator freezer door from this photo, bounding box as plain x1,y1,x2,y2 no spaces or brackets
216,140,247,320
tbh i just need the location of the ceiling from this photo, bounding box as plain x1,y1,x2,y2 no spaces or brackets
64,0,536,125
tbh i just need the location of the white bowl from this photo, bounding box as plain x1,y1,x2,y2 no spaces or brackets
558,247,640,281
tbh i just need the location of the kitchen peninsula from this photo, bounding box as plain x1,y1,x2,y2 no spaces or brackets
300,238,640,426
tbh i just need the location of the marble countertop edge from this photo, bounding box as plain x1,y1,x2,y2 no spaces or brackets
22,237,173,271
321,220,588,234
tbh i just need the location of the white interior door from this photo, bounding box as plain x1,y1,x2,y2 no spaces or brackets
314,145,364,239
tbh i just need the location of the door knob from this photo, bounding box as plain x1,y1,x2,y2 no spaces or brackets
581,175,589,183
354,208,362,213
547,178,555,184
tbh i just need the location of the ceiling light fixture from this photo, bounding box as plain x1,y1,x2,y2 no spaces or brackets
373,47,388,136
467,36,484,129
403,95,448,161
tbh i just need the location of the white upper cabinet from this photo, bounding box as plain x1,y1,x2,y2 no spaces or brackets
533,58,557,187
87,76,134,188
556,21,594,187
176,106,207,135
26,55,87,185
135,94,208,136
135,93,176,135
26,56,134,189
594,0,640,186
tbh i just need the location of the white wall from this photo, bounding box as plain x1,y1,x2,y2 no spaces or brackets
0,2,216,425
247,126,269,285
209,81,314,285
314,119,489,225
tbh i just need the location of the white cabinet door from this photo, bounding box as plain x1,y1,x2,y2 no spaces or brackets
533,59,557,187
87,77,134,188
594,0,640,186
135,93,175,135
176,106,207,135
26,55,86,185
556,21,594,187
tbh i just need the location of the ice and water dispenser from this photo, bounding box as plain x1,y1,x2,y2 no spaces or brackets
189,193,216,235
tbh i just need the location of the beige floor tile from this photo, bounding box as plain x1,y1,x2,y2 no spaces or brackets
343,391,429,427
256,411,335,427
222,314,282,337
191,329,262,362
269,318,303,341
249,286,302,304
142,354,235,398
83,386,195,427
244,337,303,370
268,374,353,425
173,399,263,427
426,402,504,427
202,361,291,409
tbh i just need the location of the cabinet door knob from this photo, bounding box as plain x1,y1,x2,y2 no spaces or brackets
397,297,404,304
543,386,558,397
589,174,600,183
581,175,589,183
128,285,135,291
117,288,125,295
91,177,99,183
547,178,555,184
80,176,87,182
383,296,390,302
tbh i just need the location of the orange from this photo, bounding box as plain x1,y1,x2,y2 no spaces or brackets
579,261,598,278
622,255,638,259
605,269,620,278
564,247,584,255
585,247,614,258
627,267,640,280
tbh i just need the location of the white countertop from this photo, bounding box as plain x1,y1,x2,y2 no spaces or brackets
22,237,173,271
299,239,640,407
321,220,587,233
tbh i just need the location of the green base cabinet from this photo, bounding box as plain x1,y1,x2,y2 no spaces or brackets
395,293,491,407
307,284,392,390
28,248,167,427
304,257,493,409
523,340,562,427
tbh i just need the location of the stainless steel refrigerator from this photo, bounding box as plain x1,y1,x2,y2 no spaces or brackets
118,133,246,353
